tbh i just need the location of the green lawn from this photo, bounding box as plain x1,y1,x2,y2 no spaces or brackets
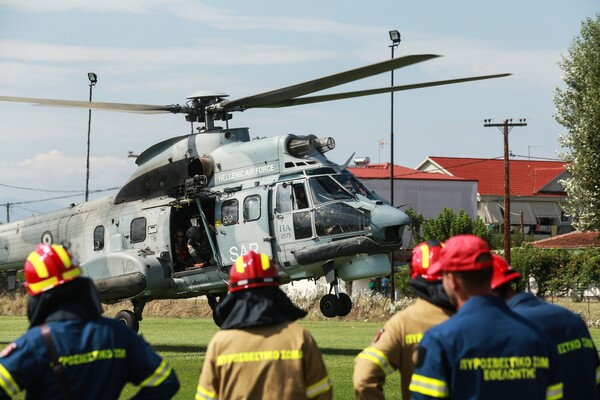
0,316,400,399
0,316,598,399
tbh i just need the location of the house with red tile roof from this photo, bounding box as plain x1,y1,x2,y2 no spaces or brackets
415,156,572,236
346,161,478,221
531,231,600,249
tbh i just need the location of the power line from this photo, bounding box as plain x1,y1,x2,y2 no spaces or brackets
1,187,119,223
0,182,85,193
3,187,119,205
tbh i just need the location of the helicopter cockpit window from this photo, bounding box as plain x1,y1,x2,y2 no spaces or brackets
314,203,370,237
308,176,354,205
130,217,146,243
222,199,239,226
93,225,104,251
332,173,374,200
243,195,261,222
292,183,309,210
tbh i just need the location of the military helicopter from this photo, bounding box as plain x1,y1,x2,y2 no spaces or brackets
0,54,509,331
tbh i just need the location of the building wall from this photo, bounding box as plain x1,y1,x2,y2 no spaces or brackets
362,179,478,219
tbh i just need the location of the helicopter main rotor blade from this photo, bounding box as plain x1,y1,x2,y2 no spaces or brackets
217,54,440,112
0,96,190,114
256,73,512,108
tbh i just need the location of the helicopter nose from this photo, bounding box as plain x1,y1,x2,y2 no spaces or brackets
370,205,411,244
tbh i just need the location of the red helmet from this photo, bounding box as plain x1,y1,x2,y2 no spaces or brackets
411,240,444,281
491,254,521,289
229,250,279,293
24,244,81,296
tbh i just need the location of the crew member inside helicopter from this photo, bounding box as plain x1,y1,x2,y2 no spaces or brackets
186,226,214,267
293,184,309,210
174,227,194,271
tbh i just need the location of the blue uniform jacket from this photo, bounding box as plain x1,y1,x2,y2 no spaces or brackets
410,295,563,400
0,317,179,399
508,292,600,399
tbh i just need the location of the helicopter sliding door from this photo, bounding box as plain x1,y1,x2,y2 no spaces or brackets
215,185,273,266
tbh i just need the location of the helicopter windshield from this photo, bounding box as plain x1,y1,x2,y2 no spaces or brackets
308,176,354,205
304,175,370,236
332,173,375,200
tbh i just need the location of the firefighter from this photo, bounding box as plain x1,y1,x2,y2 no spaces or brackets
409,234,563,400
196,250,332,400
491,254,600,399
0,243,179,399
353,240,455,400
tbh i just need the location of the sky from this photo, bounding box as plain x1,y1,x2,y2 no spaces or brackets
0,0,597,222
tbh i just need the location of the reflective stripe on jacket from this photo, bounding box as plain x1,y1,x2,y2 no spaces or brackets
197,321,332,400
353,298,453,400
410,295,563,400
0,318,179,399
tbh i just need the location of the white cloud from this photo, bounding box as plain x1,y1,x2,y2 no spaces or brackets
0,0,160,13
2,150,135,192
0,40,334,66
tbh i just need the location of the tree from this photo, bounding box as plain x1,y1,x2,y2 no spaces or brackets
420,208,492,244
404,208,425,246
554,14,600,230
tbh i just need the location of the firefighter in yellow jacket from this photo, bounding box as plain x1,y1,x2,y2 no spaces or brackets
353,241,455,400
196,250,332,400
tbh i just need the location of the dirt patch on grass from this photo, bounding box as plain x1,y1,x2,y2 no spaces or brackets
2,290,600,327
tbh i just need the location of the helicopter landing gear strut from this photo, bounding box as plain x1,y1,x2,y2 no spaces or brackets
114,298,145,333
207,293,226,327
319,260,352,318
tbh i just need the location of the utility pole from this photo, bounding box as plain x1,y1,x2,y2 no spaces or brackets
4,203,9,223
85,72,98,202
388,30,401,301
483,119,527,264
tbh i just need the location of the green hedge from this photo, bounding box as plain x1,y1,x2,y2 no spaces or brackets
510,246,600,300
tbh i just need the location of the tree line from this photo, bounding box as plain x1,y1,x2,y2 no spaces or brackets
399,207,600,301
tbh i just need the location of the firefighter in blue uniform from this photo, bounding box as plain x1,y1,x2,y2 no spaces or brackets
354,240,455,400
491,254,600,399
0,243,179,399
409,234,563,400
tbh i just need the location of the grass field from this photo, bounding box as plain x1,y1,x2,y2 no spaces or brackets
1,295,600,399
0,316,402,399
0,316,599,400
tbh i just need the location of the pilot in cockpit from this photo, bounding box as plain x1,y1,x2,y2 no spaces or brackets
293,185,308,210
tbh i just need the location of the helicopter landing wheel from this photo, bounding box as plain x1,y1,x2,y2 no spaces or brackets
320,294,342,318
338,292,353,317
115,310,139,333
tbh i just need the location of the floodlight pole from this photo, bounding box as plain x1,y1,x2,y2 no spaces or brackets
85,72,97,202
483,118,527,264
389,30,400,301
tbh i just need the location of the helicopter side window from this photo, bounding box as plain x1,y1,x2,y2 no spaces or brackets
292,183,309,210
222,199,239,226
130,217,147,243
93,225,105,251
243,195,261,222
275,184,293,214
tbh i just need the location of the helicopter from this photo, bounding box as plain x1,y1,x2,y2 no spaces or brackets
0,54,509,331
